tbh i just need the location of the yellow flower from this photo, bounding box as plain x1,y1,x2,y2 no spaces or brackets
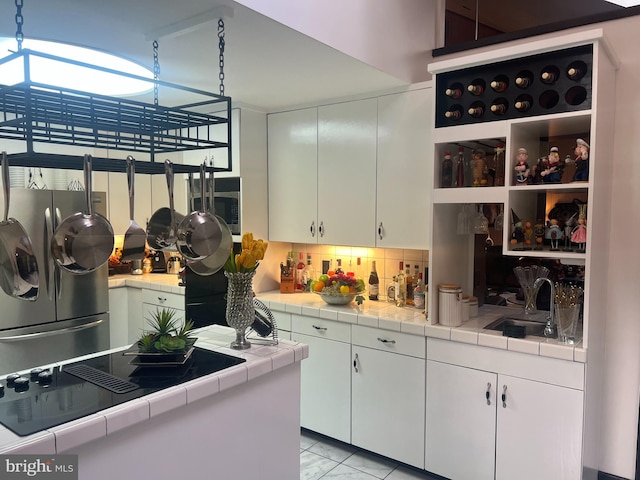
242,232,254,250
224,232,269,273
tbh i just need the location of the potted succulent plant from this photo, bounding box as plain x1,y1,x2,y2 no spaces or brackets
137,308,196,355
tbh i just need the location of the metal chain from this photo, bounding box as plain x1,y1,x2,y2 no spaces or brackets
15,0,24,51
153,40,160,105
218,19,225,96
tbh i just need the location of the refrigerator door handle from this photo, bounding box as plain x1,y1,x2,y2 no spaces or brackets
54,207,62,300
44,207,55,301
0,319,104,341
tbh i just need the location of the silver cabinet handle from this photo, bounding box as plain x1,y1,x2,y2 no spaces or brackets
353,353,359,373
377,337,396,344
486,382,491,405
310,221,316,237
319,221,324,237
312,325,327,331
158,296,167,303
502,385,508,408
378,222,384,240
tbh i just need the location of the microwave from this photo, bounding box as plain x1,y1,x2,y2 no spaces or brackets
191,176,241,236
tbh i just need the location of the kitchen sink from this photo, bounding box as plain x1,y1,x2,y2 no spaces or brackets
483,316,547,337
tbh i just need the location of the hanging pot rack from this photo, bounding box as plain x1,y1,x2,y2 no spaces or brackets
0,48,232,174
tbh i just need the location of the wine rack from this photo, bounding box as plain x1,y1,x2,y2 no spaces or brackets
435,44,593,127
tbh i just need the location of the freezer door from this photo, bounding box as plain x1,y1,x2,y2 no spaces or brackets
52,191,109,321
0,314,110,375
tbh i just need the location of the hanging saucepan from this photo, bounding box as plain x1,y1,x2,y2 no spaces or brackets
146,160,185,252
0,152,39,300
176,162,223,261
186,168,233,276
51,154,114,274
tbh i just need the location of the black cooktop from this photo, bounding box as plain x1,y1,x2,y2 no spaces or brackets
0,347,245,437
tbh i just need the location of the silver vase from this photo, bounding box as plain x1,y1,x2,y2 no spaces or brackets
224,270,256,349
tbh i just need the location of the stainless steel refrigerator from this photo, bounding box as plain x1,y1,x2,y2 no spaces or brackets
0,189,110,375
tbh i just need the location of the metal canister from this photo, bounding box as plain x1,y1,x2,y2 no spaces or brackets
438,284,463,327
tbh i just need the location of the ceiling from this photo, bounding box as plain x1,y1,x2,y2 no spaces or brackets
0,0,409,112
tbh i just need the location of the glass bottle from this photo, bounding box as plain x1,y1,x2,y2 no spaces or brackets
490,100,508,114
368,260,379,301
445,86,463,99
467,80,485,96
405,264,414,306
395,261,406,307
456,147,465,187
296,252,305,292
302,254,315,291
335,258,344,274
413,272,425,310
441,151,453,188
444,106,462,120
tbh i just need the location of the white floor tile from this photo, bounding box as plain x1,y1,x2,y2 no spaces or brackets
308,438,358,463
301,430,323,450
322,464,379,479
300,450,340,480
342,451,398,479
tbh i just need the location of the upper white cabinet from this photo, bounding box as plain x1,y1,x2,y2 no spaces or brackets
268,86,432,248
376,88,432,248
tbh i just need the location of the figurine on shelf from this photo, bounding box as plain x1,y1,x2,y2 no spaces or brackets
523,220,534,249
563,213,577,252
571,217,587,252
534,219,545,250
573,138,590,182
514,148,530,185
493,143,505,186
545,218,564,250
541,146,563,183
472,148,488,186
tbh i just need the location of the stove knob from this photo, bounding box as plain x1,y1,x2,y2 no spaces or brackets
37,371,53,385
6,373,21,387
30,368,45,381
13,377,29,392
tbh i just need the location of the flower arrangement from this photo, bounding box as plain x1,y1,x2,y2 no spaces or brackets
223,232,269,273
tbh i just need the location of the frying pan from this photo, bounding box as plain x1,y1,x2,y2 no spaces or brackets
186,169,233,276
176,163,223,260
146,160,185,252
50,154,114,274
120,156,147,261
0,152,39,300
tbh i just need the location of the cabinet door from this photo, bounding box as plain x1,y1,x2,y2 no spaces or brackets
496,374,584,480
317,99,377,246
108,288,129,348
268,108,318,243
352,346,425,468
377,89,432,248
290,332,351,443
425,360,496,480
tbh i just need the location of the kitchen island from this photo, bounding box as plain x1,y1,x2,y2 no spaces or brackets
0,325,307,480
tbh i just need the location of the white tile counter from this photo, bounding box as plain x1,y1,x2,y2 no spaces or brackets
108,272,184,293
0,325,307,480
258,291,586,363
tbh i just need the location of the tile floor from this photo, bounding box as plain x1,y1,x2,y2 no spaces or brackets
300,429,444,480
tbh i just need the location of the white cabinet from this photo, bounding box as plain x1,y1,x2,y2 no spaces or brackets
351,326,425,468
376,87,432,249
141,288,186,334
268,107,318,244
291,315,351,443
426,338,584,480
316,99,377,246
108,287,130,349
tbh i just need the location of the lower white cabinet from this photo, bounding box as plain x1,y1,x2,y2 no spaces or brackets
291,315,351,443
141,289,186,334
426,339,584,480
352,326,425,468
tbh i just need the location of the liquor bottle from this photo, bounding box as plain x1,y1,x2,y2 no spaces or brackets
540,66,559,84
514,99,532,112
335,258,344,274
467,80,485,96
567,62,587,80
368,260,379,301
441,151,453,188
355,257,363,280
395,261,406,307
490,100,508,115
413,272,425,310
296,252,305,292
405,264,414,306
515,72,533,88
445,87,463,99
468,103,484,118
444,106,462,120
456,147,465,187
302,254,315,291
490,79,507,92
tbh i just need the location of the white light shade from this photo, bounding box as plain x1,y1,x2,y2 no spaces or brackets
0,38,154,96
603,0,640,6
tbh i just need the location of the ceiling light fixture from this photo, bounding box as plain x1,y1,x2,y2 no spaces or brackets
603,0,640,7
0,37,154,96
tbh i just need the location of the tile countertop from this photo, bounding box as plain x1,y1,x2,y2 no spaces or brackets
0,325,308,455
108,272,184,293
257,291,586,364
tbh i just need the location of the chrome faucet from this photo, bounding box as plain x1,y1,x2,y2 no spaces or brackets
534,277,556,337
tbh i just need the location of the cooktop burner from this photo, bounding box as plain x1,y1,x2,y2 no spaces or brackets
0,347,245,437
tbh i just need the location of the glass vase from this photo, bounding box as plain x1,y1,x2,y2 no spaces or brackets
224,270,256,350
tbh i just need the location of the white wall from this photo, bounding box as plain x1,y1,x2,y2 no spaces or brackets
431,17,640,480
234,0,438,83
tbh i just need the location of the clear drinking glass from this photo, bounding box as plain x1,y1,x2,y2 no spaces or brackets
555,304,580,344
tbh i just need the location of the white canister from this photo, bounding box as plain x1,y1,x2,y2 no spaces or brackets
438,284,463,327
461,294,470,322
469,296,479,317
